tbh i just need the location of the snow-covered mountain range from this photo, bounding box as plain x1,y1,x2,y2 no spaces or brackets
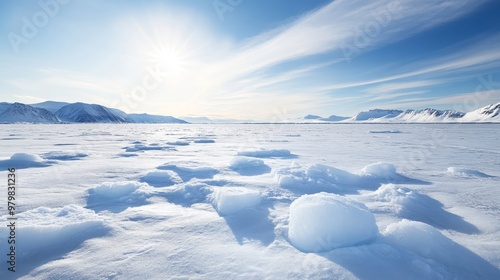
1,101,499,123
303,103,500,123
0,101,187,124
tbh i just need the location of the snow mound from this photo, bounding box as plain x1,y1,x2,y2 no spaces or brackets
382,219,498,279
42,151,88,160
210,187,261,216
359,162,398,178
88,181,145,199
447,167,493,178
157,164,219,181
371,184,479,234
10,152,44,162
237,149,296,158
276,163,359,193
229,156,271,176
288,193,378,252
86,181,151,212
140,170,183,187
194,139,215,143
0,152,52,169
0,205,106,260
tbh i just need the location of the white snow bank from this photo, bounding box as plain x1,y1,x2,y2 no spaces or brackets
210,187,261,216
288,193,378,252
447,167,493,178
140,170,183,187
0,205,105,259
229,156,271,176
237,149,295,158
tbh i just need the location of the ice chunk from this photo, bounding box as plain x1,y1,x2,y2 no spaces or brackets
211,187,261,216
288,193,378,252
229,156,271,176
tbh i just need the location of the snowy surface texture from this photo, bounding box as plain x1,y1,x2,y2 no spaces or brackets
0,123,498,279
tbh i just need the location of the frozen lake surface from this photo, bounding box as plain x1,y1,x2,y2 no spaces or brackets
0,123,499,279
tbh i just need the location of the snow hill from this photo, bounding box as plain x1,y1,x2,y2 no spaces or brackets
0,101,189,124
305,103,500,123
0,103,60,123
462,102,500,122
55,103,131,123
31,101,70,113
128,113,187,124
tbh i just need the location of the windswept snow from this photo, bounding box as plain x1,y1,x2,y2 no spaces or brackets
237,149,296,158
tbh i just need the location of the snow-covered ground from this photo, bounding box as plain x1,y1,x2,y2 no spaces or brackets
0,123,498,279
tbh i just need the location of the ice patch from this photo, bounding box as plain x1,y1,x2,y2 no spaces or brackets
0,205,106,260
42,151,88,160
123,143,175,152
157,164,219,181
193,139,215,143
288,193,378,252
139,170,183,187
167,141,190,146
447,167,493,178
369,130,402,134
237,149,297,158
229,156,271,176
210,187,261,216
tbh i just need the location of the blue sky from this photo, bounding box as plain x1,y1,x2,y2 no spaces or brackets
1,0,499,120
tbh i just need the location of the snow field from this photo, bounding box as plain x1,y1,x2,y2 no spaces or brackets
0,124,498,279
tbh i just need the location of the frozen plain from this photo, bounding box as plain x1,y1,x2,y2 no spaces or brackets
0,123,499,280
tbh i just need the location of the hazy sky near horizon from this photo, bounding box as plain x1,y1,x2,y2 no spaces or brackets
1,0,499,120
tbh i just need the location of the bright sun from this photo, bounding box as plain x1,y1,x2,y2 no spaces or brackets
156,50,187,77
